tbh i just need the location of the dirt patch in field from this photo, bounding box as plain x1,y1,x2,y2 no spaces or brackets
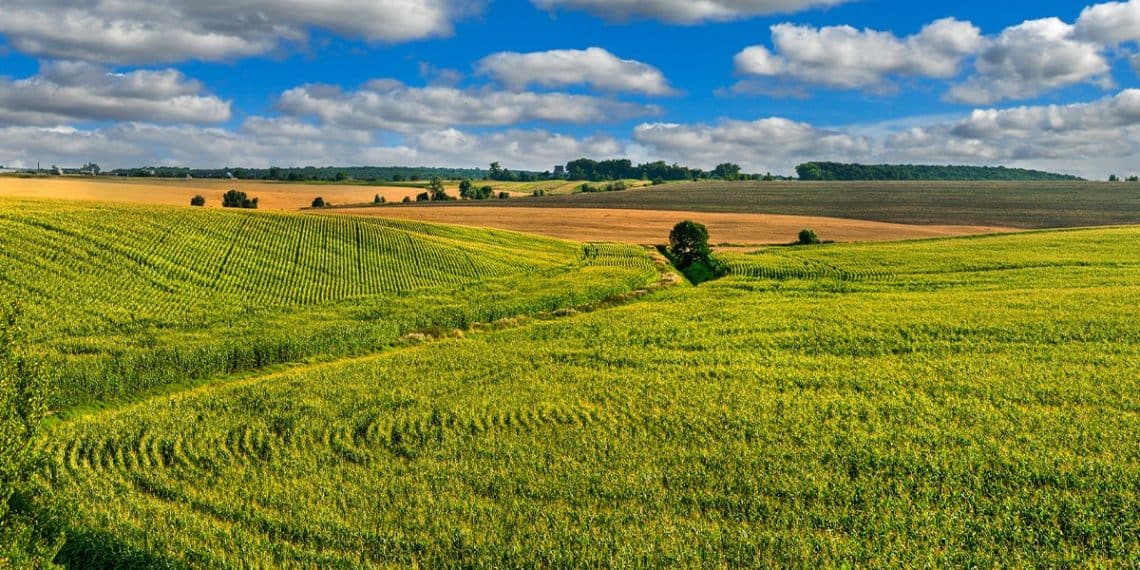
0,176,447,210
330,206,1017,245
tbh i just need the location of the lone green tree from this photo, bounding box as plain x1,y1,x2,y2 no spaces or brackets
311,197,326,208
798,229,821,245
190,195,206,207
670,221,711,268
458,179,474,199
1,303,63,565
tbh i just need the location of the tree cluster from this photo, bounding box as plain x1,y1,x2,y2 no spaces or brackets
222,190,259,209
459,179,494,200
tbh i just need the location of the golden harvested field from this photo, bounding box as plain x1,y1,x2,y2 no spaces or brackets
332,206,1016,245
0,175,446,209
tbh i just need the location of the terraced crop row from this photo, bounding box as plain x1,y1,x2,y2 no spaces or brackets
721,228,1140,287
0,198,659,408
42,227,1140,567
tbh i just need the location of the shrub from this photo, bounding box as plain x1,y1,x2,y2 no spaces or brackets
311,197,326,208
374,194,385,205
798,229,821,245
652,178,665,186
532,189,547,197
669,221,711,268
222,190,258,209
402,196,412,204
498,192,511,200
190,195,206,207
416,192,431,202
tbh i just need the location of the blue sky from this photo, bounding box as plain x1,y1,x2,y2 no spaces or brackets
0,0,1138,177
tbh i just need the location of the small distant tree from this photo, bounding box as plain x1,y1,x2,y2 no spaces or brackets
335,171,348,182
402,196,412,204
416,192,431,202
222,190,258,209
670,221,711,268
458,179,474,199
532,189,547,197
374,194,385,205
190,195,206,207
798,229,821,245
1128,176,1140,183
478,186,494,200
311,197,326,208
428,176,450,201
1109,174,1120,182
498,191,510,200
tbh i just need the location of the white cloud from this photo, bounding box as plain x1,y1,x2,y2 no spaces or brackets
0,0,479,64
411,128,625,168
1074,0,1140,45
0,61,230,126
476,48,676,95
885,90,1140,176
632,117,871,172
947,18,1112,104
0,121,625,172
531,0,851,24
734,18,982,91
276,80,660,132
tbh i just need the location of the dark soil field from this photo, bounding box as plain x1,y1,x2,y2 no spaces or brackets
404,180,1140,229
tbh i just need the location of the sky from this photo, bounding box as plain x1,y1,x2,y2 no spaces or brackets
0,0,1138,178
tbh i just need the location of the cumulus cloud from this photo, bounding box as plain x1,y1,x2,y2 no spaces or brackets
0,121,626,173
886,90,1140,170
0,61,231,126
0,0,479,64
947,18,1112,104
734,18,982,91
632,117,871,172
1074,0,1140,45
531,0,850,24
276,80,660,132
476,48,676,95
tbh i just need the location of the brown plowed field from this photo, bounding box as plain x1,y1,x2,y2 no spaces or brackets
0,176,448,210
332,206,1016,245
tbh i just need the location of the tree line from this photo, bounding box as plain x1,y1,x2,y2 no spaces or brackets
565,159,782,183
795,162,1083,181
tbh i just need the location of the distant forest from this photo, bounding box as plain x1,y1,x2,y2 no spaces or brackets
104,160,785,183
796,162,1083,181
96,160,1082,183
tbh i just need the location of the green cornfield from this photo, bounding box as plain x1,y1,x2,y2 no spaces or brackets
0,198,659,409
20,202,1139,566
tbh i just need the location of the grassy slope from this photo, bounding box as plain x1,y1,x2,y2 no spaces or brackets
44,227,1140,567
419,180,1140,229
0,198,659,409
